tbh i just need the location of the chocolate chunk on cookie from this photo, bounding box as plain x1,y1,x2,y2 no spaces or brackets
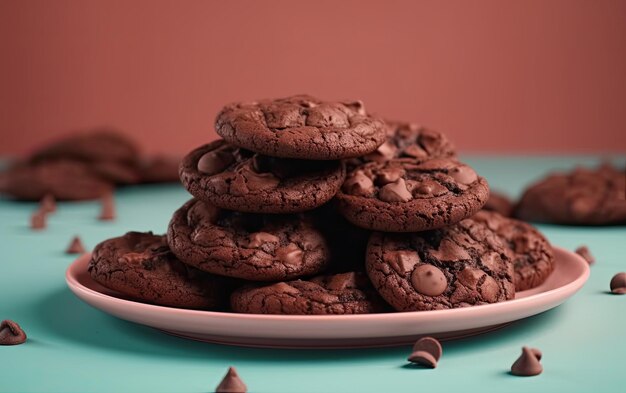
516,163,626,225
0,160,113,201
472,211,554,291
215,95,386,160
231,272,388,314
365,217,515,311
89,231,225,309
167,199,330,281
336,158,490,232
483,191,514,217
348,121,456,169
180,140,346,213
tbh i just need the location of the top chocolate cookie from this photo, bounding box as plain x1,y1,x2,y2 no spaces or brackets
516,163,626,225
215,95,387,160
348,121,456,168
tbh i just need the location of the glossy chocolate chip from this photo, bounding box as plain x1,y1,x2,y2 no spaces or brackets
510,347,543,376
197,150,234,175
215,367,247,393
343,171,375,196
411,265,447,296
276,244,303,266
407,337,442,368
610,272,626,294
248,232,280,248
379,178,412,202
0,320,27,345
575,246,595,265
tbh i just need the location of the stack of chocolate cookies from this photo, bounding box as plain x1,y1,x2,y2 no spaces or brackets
88,95,555,314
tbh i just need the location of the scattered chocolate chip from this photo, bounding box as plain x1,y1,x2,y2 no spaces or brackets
408,336,442,368
0,320,27,345
575,246,595,265
66,236,86,254
378,178,413,202
248,232,280,248
30,210,46,230
98,193,116,221
215,367,247,393
40,193,56,214
510,346,543,376
276,243,303,266
610,272,626,294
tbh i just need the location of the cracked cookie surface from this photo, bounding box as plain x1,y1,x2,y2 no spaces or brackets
516,163,626,225
347,121,456,169
231,272,389,314
336,158,490,232
167,199,330,281
215,95,386,160
180,140,345,213
365,217,515,311
473,210,554,291
88,231,225,309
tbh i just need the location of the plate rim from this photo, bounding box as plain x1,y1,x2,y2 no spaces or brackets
66,246,590,322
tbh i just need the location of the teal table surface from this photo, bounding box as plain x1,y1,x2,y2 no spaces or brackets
1,155,625,393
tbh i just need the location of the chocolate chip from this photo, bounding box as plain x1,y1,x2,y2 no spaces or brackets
411,265,447,296
198,149,234,175
66,236,86,254
387,250,420,275
375,141,397,160
375,167,405,185
408,336,442,368
575,246,595,265
379,178,413,202
98,193,116,221
610,272,626,294
276,243,303,266
239,167,280,191
343,171,375,196
248,232,280,248
429,239,470,261
30,210,46,230
341,100,366,116
40,193,56,214
325,272,358,291
450,165,477,185
215,367,247,393
510,347,543,376
403,144,428,159
0,320,27,345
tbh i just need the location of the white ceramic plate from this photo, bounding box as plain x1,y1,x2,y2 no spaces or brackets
66,247,589,348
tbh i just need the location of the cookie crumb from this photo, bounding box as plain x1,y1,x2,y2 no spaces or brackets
0,320,27,345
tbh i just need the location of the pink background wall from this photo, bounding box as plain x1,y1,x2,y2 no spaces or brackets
1,0,625,156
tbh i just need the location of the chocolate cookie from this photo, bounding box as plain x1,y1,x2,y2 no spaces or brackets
365,217,515,311
30,129,141,184
0,160,113,201
336,158,490,232
516,163,626,225
180,140,345,213
88,231,225,309
215,95,386,160
230,272,388,314
483,191,514,217
347,121,456,169
167,199,330,281
472,211,554,291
